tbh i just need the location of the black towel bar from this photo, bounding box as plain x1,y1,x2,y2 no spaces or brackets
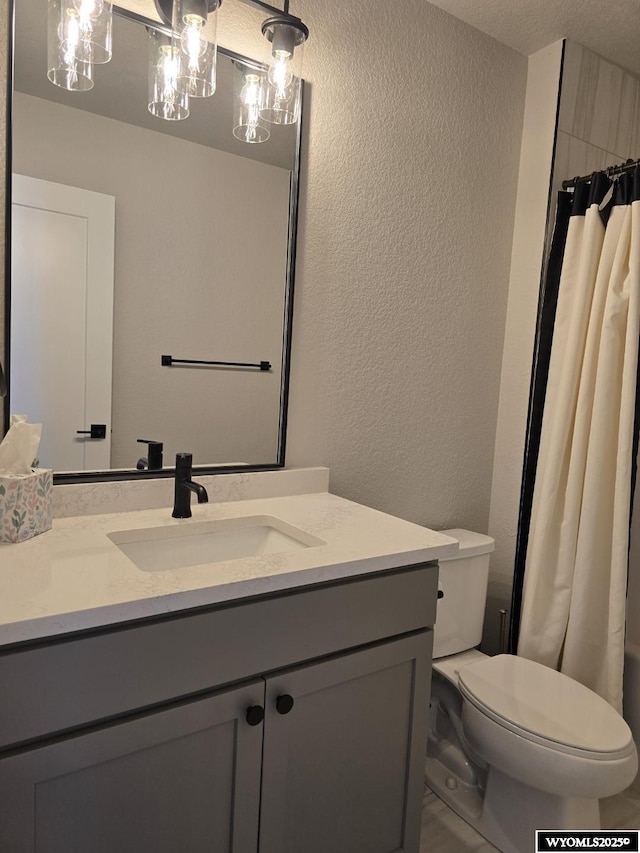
161,354,271,371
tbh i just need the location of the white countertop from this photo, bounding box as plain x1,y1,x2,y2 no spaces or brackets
0,492,458,646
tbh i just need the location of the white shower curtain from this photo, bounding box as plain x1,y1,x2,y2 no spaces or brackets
518,185,640,712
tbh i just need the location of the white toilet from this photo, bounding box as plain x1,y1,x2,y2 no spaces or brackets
426,529,638,853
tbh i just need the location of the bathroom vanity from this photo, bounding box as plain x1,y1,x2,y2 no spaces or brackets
0,491,456,853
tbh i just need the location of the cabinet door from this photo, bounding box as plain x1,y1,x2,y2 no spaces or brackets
259,632,432,853
0,680,264,853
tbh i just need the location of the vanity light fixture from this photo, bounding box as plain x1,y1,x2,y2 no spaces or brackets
75,0,113,64
47,0,94,91
154,0,309,135
47,0,112,92
148,28,190,121
232,65,270,143
259,14,307,125
156,0,220,98
46,0,309,139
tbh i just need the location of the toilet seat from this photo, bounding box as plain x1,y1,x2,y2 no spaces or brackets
458,655,635,761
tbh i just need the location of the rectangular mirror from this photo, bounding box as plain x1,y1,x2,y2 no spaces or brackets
7,1,302,482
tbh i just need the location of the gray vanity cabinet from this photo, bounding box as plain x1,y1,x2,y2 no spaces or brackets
259,633,429,853
0,563,437,853
0,680,266,853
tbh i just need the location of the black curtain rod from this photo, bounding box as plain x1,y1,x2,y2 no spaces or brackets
562,158,640,190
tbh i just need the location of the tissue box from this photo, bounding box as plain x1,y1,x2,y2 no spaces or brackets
0,469,53,543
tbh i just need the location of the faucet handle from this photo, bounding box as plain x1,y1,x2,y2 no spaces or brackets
175,452,193,470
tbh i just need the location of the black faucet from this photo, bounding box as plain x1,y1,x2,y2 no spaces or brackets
172,453,209,518
136,439,163,471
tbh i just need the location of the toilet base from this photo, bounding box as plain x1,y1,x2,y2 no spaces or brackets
426,755,601,853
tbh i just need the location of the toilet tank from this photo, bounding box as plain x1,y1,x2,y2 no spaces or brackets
433,528,495,659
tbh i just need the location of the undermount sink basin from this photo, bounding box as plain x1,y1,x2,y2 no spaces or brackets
107,515,326,572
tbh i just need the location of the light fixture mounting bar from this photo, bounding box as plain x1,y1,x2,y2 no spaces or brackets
154,0,298,26
154,0,306,36
154,0,220,27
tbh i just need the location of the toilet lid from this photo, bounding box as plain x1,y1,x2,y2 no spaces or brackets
458,655,634,759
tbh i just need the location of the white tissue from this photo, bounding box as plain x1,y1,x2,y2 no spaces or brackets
0,414,42,476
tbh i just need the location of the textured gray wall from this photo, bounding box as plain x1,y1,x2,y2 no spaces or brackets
486,43,564,652
283,1,527,533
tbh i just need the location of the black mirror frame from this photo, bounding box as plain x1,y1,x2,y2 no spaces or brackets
3,2,303,485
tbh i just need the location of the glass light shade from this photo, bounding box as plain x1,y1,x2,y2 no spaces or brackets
72,0,113,64
233,70,270,143
47,0,94,91
148,29,189,121
173,0,219,98
260,18,307,125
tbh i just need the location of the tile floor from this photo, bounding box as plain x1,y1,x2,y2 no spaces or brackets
419,785,497,852
419,781,640,852
601,782,640,830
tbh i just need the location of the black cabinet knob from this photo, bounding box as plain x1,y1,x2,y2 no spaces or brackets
245,705,264,726
275,694,294,715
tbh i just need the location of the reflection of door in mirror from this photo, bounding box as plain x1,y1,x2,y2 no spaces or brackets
11,175,115,471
